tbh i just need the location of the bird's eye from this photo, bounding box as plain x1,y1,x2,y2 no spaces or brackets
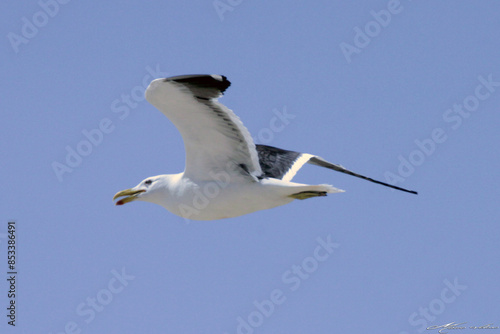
145,179,153,185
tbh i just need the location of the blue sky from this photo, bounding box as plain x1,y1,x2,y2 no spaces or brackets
1,1,500,333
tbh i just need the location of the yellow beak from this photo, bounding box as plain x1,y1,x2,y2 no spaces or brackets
113,188,146,205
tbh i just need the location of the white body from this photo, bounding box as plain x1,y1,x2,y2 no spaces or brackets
141,173,338,220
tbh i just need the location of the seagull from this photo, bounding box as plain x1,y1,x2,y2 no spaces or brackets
113,74,417,220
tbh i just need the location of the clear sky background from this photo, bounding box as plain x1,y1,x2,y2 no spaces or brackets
1,1,499,333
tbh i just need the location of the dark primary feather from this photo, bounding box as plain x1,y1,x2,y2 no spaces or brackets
165,74,231,99
256,145,302,179
308,156,418,194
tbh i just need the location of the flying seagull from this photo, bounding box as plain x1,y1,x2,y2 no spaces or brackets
113,74,417,220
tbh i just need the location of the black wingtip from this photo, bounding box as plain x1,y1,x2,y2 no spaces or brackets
396,187,418,195
165,74,231,93
358,176,418,195
307,156,418,195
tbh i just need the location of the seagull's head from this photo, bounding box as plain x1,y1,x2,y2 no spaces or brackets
113,176,165,206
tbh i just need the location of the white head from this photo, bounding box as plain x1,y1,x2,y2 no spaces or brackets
113,175,171,207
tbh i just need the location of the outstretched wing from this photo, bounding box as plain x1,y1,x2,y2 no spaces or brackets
145,75,262,182
256,145,418,194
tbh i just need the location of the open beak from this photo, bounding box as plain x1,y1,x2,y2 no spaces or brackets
113,188,146,205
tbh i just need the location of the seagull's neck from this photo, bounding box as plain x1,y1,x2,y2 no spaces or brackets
157,173,184,190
